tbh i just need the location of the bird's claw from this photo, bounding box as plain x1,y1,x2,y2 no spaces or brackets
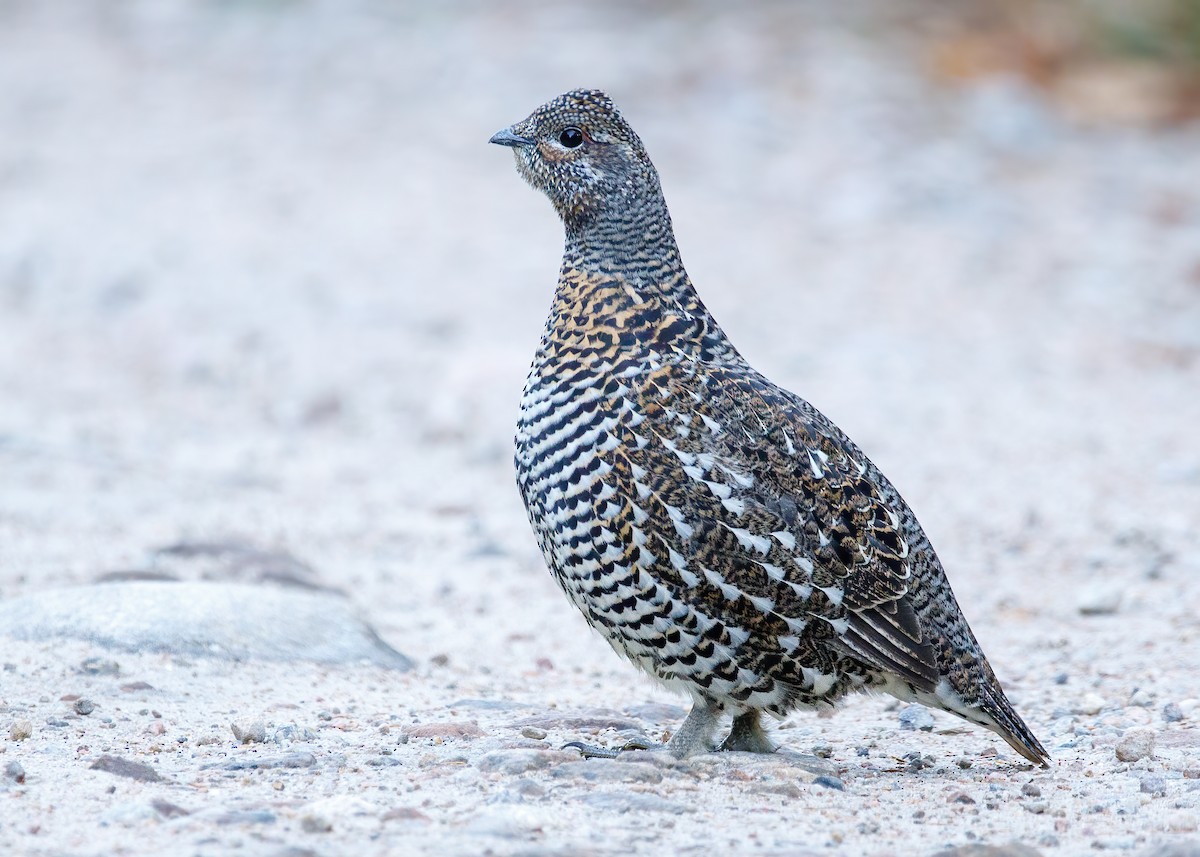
562,737,661,759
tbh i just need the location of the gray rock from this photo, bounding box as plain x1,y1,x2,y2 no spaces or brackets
79,657,121,675
1074,693,1107,716
1137,844,1200,857
1077,582,1123,616
231,720,268,744
477,749,577,775
930,844,1043,857
151,799,191,818
366,756,403,767
9,720,31,741
507,778,546,798
1163,703,1185,723
899,706,935,731
4,761,25,783
301,814,333,833
549,759,664,784
1130,689,1155,707
1117,730,1156,762
0,581,411,668
1140,775,1168,796
208,752,316,770
813,775,845,790
513,714,642,732
215,809,277,825
89,755,166,783
273,724,318,744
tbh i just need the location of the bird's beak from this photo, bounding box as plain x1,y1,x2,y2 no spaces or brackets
489,127,535,148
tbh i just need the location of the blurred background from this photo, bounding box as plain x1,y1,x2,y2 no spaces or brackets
0,0,1197,642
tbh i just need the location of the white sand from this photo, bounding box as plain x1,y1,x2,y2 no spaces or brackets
1,2,1198,855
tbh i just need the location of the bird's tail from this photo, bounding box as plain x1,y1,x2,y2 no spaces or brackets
911,671,1050,767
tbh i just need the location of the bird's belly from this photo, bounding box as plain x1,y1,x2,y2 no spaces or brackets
514,373,864,714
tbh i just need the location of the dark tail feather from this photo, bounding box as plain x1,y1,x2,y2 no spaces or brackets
979,684,1050,767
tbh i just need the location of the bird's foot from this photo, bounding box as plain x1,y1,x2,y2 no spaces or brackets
561,737,663,759
718,711,776,754
563,701,774,760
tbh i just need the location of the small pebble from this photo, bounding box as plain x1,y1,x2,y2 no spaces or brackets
301,814,333,833
90,755,165,783
1162,702,1184,723
79,657,120,676
1022,783,1042,798
904,752,934,771
1129,689,1154,707
509,778,545,798
1140,775,1167,796
9,720,32,741
947,791,975,804
1075,693,1106,716
811,744,833,759
1115,729,1155,762
151,799,190,818
955,757,973,770
476,749,573,775
1076,582,1123,615
231,720,268,744
898,706,935,732
520,726,547,740
812,775,844,791
4,761,25,783
73,699,95,716
216,810,275,825
274,724,317,744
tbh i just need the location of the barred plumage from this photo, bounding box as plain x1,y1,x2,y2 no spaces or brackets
492,89,1048,766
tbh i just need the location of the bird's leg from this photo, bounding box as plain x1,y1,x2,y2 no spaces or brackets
664,698,722,758
563,698,722,760
719,710,776,754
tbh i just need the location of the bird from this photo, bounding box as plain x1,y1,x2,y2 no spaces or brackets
490,88,1049,767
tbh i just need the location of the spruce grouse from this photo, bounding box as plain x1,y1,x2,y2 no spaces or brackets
491,89,1048,766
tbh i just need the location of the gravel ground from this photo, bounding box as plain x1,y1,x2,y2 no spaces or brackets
1,2,1199,855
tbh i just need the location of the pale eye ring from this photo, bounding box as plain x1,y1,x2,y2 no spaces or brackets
558,127,584,148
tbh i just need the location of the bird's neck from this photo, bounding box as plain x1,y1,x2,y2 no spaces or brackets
559,188,694,309
543,197,738,368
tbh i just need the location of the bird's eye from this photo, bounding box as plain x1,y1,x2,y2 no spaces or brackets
558,127,584,148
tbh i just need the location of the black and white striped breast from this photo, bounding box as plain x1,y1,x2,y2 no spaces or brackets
513,313,878,713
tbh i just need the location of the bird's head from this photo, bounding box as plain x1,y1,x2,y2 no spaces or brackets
490,89,660,231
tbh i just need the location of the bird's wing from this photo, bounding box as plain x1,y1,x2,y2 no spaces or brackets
642,361,940,692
